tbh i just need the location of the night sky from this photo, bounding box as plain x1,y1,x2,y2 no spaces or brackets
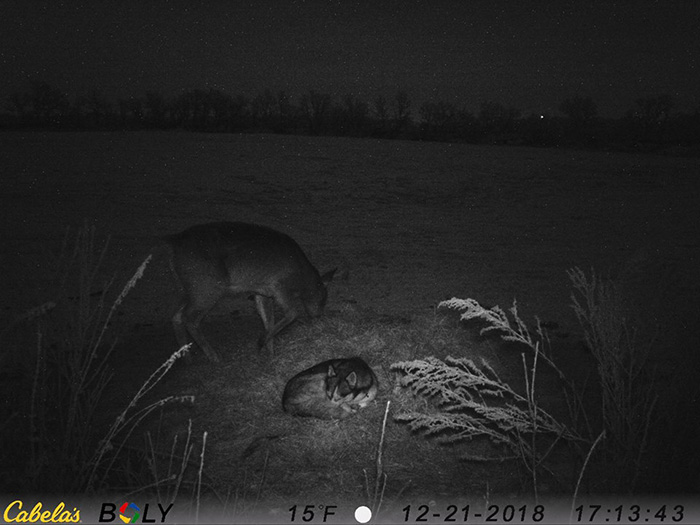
1,0,699,118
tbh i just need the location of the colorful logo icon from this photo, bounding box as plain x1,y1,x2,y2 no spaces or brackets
119,502,141,524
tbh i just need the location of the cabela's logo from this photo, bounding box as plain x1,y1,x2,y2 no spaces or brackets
2,500,81,523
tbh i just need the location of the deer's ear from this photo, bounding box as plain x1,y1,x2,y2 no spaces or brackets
321,268,337,285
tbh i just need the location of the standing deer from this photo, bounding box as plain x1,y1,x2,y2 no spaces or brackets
166,222,335,362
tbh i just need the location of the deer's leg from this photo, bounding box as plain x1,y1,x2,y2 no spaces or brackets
255,295,278,354
173,300,222,362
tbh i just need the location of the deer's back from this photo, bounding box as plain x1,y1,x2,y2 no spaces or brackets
166,222,321,296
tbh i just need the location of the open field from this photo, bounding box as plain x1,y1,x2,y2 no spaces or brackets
3,132,698,323
1,132,699,519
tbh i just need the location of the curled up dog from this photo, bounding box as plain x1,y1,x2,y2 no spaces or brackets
282,357,378,420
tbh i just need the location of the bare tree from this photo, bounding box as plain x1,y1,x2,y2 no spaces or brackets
144,91,167,127
119,97,144,127
5,91,31,119
373,95,388,122
560,96,598,124
393,90,411,124
252,89,277,129
84,89,113,127
478,101,520,136
633,94,673,124
29,80,69,123
300,90,332,133
339,94,368,134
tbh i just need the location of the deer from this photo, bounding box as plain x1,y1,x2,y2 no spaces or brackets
166,222,335,362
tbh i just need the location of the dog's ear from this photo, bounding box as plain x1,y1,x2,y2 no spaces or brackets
345,371,358,389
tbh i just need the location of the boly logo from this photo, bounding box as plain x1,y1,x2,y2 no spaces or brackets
119,502,140,524
98,502,173,523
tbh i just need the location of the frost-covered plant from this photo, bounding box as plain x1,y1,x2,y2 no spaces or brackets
392,356,579,452
392,297,589,496
440,298,561,378
440,297,592,436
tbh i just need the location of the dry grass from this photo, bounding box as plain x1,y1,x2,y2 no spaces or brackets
0,225,206,510
0,225,127,493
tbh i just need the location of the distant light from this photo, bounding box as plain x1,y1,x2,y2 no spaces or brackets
540,114,545,119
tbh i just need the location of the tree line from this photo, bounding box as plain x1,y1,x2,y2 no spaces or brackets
3,80,699,155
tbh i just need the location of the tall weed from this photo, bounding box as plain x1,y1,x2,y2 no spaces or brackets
1,224,198,496
569,267,658,492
